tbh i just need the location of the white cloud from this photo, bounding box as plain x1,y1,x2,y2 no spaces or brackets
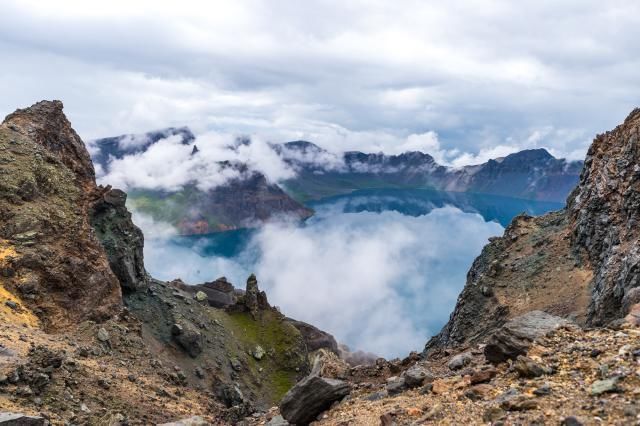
137,204,503,358
1,0,639,160
97,131,296,191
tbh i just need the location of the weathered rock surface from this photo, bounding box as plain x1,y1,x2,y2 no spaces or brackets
484,311,571,363
157,416,208,426
90,188,147,292
285,319,339,354
568,108,640,325
0,100,122,329
193,277,236,308
0,412,47,425
280,375,350,425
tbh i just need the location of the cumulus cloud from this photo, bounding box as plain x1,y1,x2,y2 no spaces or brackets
1,1,639,161
135,203,503,358
97,131,296,191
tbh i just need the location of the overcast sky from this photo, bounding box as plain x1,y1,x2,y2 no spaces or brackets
1,0,639,163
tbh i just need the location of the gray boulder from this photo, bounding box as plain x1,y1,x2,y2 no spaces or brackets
402,364,433,388
280,375,350,425
0,412,47,425
448,352,472,370
285,319,339,354
195,277,236,308
157,416,208,426
484,311,571,364
171,322,203,358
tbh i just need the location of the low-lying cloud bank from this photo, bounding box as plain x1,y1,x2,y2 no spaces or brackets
93,127,577,194
135,205,503,358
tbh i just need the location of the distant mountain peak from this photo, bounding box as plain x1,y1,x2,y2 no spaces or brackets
282,140,325,153
90,126,195,171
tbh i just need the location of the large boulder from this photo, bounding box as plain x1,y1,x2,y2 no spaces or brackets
171,321,203,358
280,375,350,425
285,319,339,354
157,416,208,426
484,311,571,364
194,277,236,308
0,412,47,425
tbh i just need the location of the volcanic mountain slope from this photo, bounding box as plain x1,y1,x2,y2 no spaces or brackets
90,130,312,235
278,141,582,203
238,112,640,426
0,101,336,424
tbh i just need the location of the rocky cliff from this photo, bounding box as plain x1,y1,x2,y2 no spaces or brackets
425,108,640,353
568,108,640,325
0,101,333,424
0,100,122,329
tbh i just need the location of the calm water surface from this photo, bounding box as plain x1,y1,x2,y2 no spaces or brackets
141,189,562,357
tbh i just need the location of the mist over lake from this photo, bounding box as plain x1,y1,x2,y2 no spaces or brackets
138,189,562,358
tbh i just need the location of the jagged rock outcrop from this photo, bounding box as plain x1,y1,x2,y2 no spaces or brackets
90,187,148,292
285,319,340,354
425,108,640,353
0,100,122,328
568,109,640,325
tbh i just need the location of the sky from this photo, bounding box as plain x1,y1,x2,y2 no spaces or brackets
1,1,640,164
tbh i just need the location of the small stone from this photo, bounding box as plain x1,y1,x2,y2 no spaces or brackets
194,367,205,379
365,390,387,401
385,376,406,396
171,324,183,336
380,413,395,426
514,355,546,378
96,328,110,342
402,364,433,388
4,300,19,310
483,407,505,423
15,385,33,397
469,368,496,384
421,403,443,421
448,352,472,370
533,383,551,396
464,384,493,401
230,358,242,371
561,416,584,426
252,345,266,361
420,383,433,394
500,395,537,411
590,377,620,395
194,291,208,302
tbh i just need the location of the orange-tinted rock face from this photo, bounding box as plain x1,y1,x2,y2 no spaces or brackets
0,100,123,329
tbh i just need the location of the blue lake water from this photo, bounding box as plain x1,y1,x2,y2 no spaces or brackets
140,189,563,358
